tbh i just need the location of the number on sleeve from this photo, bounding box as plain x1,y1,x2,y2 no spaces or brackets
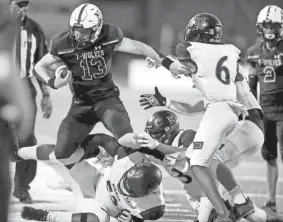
80,56,107,80
263,66,276,83
215,56,231,85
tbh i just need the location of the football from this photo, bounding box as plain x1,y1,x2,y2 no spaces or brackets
46,61,69,79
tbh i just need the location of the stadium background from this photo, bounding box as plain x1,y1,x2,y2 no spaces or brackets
0,0,282,221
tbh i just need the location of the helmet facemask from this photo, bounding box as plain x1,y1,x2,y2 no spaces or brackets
256,21,282,44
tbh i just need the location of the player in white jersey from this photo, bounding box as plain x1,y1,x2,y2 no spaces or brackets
145,12,253,221
134,110,283,222
20,134,165,222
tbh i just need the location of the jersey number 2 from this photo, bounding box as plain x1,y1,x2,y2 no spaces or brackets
263,66,276,83
80,57,107,80
215,56,230,85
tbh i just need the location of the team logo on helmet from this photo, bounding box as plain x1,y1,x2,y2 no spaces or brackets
190,16,208,31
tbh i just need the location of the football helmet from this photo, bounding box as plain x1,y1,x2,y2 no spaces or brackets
119,163,162,198
69,3,103,48
256,5,283,42
183,13,223,43
145,110,180,145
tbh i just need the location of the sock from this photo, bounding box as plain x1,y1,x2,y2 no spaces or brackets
246,204,267,222
197,197,213,222
48,152,84,200
218,184,234,206
229,185,246,205
47,212,73,222
18,144,55,160
18,145,38,160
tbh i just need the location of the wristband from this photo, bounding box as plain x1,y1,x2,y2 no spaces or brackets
161,57,174,70
47,78,57,89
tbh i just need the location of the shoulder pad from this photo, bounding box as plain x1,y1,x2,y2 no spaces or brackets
140,205,165,220
178,129,196,147
49,31,74,56
101,23,123,46
175,42,192,61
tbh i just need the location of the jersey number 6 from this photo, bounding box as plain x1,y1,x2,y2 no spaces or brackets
215,56,230,85
80,56,108,80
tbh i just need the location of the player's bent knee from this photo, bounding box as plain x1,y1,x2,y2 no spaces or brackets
72,212,100,222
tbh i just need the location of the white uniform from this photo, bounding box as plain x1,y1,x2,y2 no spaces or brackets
176,41,247,167
95,151,164,219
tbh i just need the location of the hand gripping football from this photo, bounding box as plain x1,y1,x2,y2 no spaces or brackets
55,65,69,78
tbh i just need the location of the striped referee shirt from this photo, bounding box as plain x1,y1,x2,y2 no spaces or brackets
14,16,49,97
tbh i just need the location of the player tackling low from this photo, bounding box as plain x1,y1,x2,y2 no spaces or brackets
20,133,165,222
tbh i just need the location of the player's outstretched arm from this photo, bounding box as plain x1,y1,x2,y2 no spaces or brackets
115,37,190,75
139,86,205,114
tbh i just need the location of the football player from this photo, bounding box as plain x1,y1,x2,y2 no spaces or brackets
135,110,283,222
144,12,252,221
31,3,188,197
21,134,165,222
245,5,283,213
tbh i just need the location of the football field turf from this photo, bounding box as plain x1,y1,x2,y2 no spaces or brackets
8,85,283,221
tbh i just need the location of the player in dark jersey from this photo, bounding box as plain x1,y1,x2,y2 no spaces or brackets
32,3,188,170
245,5,283,213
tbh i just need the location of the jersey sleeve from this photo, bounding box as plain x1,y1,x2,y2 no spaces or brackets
48,35,59,56
105,23,124,46
175,42,191,61
178,129,196,147
175,42,198,73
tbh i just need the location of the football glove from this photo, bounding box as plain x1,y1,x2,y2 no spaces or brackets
139,87,166,110
116,209,133,222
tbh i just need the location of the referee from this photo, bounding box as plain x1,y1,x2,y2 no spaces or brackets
0,16,35,222
9,0,52,204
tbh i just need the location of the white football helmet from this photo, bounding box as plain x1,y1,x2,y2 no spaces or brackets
256,5,283,41
69,3,103,48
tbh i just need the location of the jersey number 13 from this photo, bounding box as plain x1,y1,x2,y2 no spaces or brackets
80,57,108,80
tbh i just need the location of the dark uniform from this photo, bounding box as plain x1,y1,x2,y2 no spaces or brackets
49,23,133,160
13,16,49,202
246,40,283,161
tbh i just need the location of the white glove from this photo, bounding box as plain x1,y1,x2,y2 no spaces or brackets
135,132,160,149
146,57,161,68
54,65,72,88
116,209,132,222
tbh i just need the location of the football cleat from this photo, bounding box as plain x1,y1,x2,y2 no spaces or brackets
262,200,277,213
233,198,255,220
21,206,48,221
214,210,235,222
13,190,33,204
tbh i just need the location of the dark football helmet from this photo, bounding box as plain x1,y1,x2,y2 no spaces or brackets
256,5,283,43
183,13,223,43
119,162,162,198
145,110,180,145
